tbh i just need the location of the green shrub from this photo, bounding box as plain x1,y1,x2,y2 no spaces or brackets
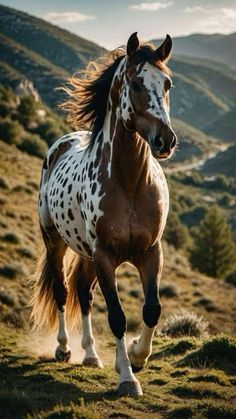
161,311,209,338
160,282,179,298
2,232,20,244
0,288,17,307
225,271,236,286
0,117,23,145
178,334,236,371
0,264,20,279
18,134,48,158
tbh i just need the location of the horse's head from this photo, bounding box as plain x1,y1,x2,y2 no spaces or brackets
120,32,177,160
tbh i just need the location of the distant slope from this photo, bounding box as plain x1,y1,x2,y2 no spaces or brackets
200,144,236,177
152,33,236,69
0,5,105,108
171,118,221,163
169,56,236,131
0,4,105,73
204,108,236,142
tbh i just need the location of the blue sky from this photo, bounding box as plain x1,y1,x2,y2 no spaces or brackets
1,0,236,48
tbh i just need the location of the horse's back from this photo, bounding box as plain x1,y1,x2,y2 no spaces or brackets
38,131,96,259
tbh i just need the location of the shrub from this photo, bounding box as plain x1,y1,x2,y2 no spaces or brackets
0,287,17,307
178,334,236,371
0,264,20,279
161,311,209,338
0,177,9,189
0,117,23,145
2,232,20,244
160,282,179,298
18,134,48,158
164,211,191,250
225,271,236,286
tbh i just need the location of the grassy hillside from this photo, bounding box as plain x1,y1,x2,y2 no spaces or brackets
0,324,236,418
152,32,236,69
200,144,236,177
0,140,235,335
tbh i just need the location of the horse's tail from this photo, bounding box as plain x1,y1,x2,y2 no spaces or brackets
29,250,58,330
30,249,81,331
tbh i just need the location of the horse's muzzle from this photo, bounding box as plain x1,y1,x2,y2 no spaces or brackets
151,132,177,159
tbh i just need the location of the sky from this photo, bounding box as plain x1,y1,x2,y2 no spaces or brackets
1,0,236,48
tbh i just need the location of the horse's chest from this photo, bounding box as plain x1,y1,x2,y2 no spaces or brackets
96,177,169,256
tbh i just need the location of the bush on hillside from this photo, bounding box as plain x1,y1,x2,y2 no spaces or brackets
17,96,39,127
18,134,48,158
178,334,236,371
164,211,191,250
161,311,209,338
0,117,23,145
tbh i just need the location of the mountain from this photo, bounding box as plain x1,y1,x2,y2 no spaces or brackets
203,108,236,142
0,5,105,109
152,33,236,69
1,5,236,134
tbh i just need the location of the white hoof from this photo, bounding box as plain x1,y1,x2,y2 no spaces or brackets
118,380,143,397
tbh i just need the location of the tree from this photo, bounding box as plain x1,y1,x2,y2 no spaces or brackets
164,210,191,251
190,205,236,278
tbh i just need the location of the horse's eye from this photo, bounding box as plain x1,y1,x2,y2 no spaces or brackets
131,80,142,93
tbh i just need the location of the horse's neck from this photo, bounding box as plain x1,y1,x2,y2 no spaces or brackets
103,115,152,195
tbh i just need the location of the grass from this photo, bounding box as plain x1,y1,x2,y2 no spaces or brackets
0,325,235,419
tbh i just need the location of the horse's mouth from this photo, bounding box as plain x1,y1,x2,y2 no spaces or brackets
151,149,172,160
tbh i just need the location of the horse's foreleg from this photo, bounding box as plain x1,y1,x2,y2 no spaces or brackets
95,246,143,396
129,242,163,371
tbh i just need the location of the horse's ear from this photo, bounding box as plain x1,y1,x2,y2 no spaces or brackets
127,32,140,59
155,34,172,62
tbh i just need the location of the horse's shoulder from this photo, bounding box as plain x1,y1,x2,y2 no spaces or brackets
42,131,91,173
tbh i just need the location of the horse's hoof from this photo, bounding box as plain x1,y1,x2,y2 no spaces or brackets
55,347,71,362
82,356,103,368
118,380,143,397
131,363,143,373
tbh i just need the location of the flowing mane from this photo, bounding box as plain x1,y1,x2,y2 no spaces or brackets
60,43,171,143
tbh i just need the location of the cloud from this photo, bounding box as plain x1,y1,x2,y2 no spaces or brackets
43,11,96,23
183,5,236,32
184,6,204,14
129,2,173,12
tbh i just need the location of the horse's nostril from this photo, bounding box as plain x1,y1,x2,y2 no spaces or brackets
154,135,164,150
170,135,177,148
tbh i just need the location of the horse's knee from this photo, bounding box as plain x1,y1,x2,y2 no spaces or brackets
143,302,161,328
108,307,126,340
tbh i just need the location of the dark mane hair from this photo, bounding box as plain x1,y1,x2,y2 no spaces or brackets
60,44,170,143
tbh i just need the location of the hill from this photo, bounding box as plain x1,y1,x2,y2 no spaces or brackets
0,323,236,418
0,4,236,135
0,140,235,335
0,4,105,109
152,32,236,69
203,108,236,142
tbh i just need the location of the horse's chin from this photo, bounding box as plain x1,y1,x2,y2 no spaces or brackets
151,150,172,160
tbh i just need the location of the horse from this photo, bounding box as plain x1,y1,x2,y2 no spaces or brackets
31,32,177,397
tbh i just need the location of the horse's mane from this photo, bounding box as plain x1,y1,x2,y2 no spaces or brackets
59,43,170,144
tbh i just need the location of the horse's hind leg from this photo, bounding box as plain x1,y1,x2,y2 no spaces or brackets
70,257,103,367
128,242,162,371
41,225,71,362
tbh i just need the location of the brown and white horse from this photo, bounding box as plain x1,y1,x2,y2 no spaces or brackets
31,32,177,396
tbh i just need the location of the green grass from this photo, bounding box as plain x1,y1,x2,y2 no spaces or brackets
2,326,236,418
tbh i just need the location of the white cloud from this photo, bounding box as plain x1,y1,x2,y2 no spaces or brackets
183,5,236,33
129,2,173,12
184,6,204,14
43,11,96,23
